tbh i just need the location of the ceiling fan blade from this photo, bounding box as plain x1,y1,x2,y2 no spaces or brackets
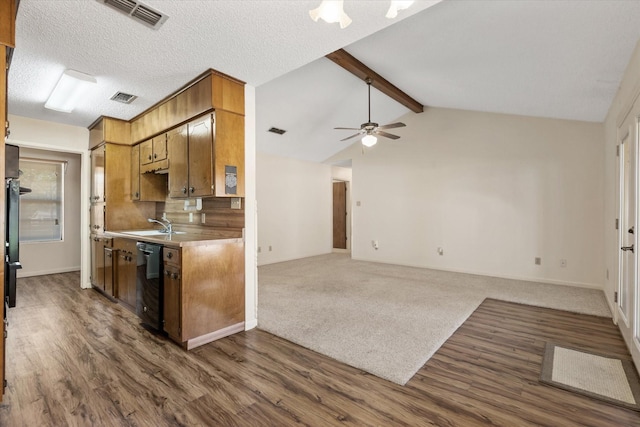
334,127,362,130
340,133,363,142
377,122,406,130
376,130,401,140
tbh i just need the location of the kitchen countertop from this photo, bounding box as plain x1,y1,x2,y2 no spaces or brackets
105,230,243,247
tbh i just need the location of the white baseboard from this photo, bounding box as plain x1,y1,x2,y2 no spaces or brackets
245,318,258,330
17,267,80,278
351,257,603,290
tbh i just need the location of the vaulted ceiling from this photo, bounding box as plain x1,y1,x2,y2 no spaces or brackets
8,1,640,163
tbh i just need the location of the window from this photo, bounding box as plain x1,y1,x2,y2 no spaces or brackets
19,159,64,242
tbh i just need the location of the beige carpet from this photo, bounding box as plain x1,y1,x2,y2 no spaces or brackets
258,253,612,385
540,343,640,411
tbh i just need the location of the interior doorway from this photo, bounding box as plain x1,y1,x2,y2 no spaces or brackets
333,181,347,249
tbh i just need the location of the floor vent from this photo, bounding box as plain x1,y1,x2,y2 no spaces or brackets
110,91,137,104
98,0,168,29
268,127,287,135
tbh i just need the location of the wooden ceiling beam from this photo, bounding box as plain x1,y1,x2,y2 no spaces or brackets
325,48,424,114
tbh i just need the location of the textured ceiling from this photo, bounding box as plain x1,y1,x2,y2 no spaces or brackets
8,0,439,128
8,1,640,163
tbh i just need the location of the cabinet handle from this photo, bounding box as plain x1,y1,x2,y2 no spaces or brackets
135,192,139,198
153,153,157,159
148,155,152,160
171,273,179,280
165,270,171,276
167,252,173,259
182,187,187,194
189,187,195,194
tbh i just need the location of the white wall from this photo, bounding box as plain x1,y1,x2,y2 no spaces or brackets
8,115,91,286
330,107,605,288
244,84,258,330
18,148,81,277
256,152,333,265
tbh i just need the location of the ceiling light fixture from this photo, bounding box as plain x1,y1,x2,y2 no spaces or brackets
386,0,415,19
362,134,377,147
309,0,352,29
44,69,97,113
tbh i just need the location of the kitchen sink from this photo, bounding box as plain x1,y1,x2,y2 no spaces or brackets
121,230,186,237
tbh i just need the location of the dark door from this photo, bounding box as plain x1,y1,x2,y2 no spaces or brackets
333,181,347,249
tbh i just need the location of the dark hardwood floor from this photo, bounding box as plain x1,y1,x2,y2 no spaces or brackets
0,272,638,426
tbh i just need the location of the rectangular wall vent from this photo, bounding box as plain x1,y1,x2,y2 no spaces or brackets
99,0,168,29
110,91,137,104
268,127,287,135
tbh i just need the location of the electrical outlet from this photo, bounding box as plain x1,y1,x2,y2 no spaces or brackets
560,259,567,268
269,245,272,252
372,240,379,250
535,257,541,265
201,213,206,224
258,247,261,253
231,198,242,210
356,201,361,206
437,247,444,256
189,212,193,222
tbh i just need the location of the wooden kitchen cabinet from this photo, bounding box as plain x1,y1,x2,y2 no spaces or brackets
162,247,181,341
114,239,137,312
131,143,166,202
161,242,245,350
167,112,244,198
140,134,168,173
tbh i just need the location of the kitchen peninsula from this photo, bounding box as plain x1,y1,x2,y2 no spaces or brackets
89,70,246,349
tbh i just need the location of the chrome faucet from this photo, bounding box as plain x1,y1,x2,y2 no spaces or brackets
148,218,172,234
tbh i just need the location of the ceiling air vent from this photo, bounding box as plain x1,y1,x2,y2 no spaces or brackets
110,91,137,104
99,0,168,29
268,127,287,135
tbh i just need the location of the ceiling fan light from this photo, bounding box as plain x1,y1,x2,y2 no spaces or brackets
362,134,377,147
386,0,415,19
309,0,351,29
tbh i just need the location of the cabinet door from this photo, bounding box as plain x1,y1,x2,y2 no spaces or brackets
131,144,140,201
187,114,214,197
90,203,104,234
90,145,105,203
140,139,153,166
153,134,167,162
115,240,137,310
163,264,181,340
104,248,114,296
90,236,105,289
167,124,189,198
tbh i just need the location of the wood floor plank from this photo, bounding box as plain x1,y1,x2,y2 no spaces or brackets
0,274,638,426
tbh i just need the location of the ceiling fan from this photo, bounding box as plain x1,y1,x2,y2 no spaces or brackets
335,78,406,147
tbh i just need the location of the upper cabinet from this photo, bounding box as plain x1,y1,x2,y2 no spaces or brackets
167,112,244,198
140,134,168,173
90,144,105,203
0,0,17,48
130,70,245,144
89,117,131,149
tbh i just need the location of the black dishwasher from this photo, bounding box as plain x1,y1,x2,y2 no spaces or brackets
136,242,163,332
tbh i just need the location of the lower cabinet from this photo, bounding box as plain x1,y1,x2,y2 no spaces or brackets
163,248,181,341
114,238,137,311
162,242,245,350
90,236,114,297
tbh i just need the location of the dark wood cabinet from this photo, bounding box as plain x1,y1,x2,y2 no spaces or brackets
114,239,137,311
90,237,114,298
131,143,166,202
162,247,181,340
167,112,244,199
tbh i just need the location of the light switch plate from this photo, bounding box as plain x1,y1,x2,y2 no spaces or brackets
231,198,242,210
